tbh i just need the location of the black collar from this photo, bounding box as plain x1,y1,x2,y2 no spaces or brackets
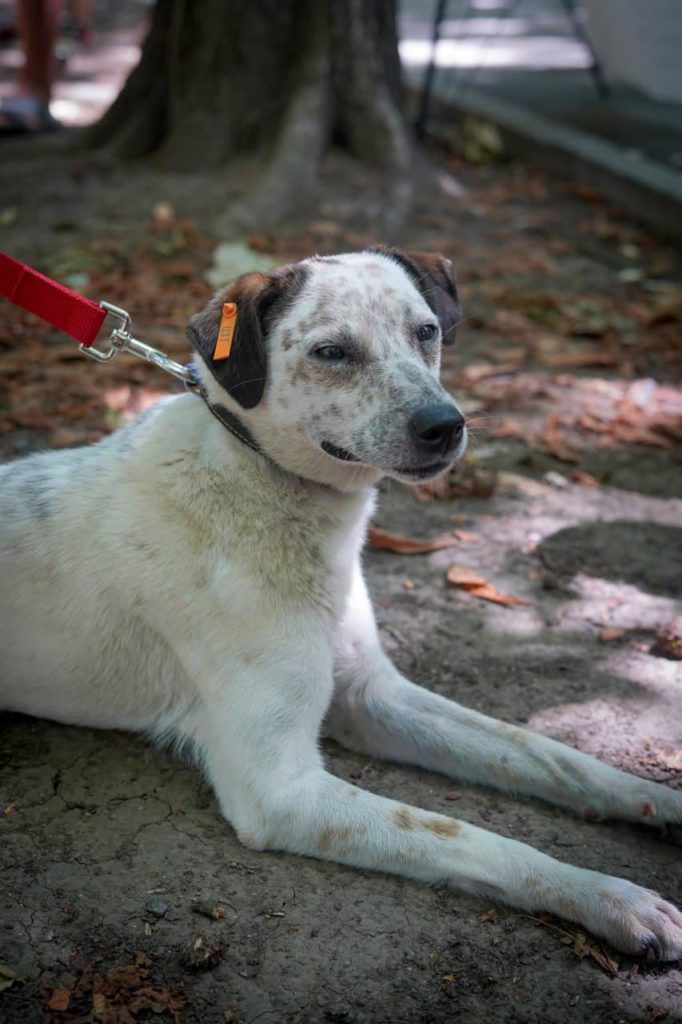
185,367,262,456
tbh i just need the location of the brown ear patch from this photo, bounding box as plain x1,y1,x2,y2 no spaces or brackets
186,264,308,409
371,246,462,345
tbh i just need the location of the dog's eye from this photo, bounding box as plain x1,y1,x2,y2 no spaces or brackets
313,344,346,361
416,323,439,343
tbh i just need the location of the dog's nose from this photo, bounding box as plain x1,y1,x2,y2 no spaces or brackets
409,403,465,454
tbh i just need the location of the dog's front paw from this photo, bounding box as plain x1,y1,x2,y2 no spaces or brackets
578,875,682,960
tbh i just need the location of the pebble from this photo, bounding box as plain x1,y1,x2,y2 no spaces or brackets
145,897,169,918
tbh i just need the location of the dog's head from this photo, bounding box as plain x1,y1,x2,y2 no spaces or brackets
187,248,467,490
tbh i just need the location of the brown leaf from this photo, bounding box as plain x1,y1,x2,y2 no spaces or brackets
647,622,679,663
480,908,497,923
653,747,682,771
468,582,531,607
570,469,600,487
599,628,627,643
452,529,482,543
47,986,71,1011
446,565,530,606
191,899,227,920
368,526,458,555
585,942,620,976
92,990,108,1014
446,564,487,590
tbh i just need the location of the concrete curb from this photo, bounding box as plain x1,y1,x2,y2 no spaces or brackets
426,87,682,244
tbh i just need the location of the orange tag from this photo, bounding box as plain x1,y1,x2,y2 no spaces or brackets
213,302,237,360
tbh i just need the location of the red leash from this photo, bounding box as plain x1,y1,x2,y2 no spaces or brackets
0,251,192,382
0,252,264,453
0,251,106,347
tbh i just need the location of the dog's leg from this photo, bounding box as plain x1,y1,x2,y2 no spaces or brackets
327,569,682,830
191,638,682,960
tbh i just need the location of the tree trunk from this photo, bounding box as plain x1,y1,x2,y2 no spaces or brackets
87,0,413,229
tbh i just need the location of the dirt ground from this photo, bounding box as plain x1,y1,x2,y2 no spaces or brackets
1,122,681,1024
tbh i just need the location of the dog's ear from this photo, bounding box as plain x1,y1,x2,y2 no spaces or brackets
375,247,462,345
187,266,307,409
186,272,270,409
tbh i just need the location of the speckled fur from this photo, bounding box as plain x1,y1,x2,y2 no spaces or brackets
1,250,681,961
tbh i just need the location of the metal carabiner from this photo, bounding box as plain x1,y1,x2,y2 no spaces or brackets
80,300,194,385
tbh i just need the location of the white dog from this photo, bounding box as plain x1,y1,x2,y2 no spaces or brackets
1,248,681,960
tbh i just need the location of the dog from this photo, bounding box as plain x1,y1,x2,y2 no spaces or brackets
1,247,681,960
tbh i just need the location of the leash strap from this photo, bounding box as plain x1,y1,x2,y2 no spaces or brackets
0,251,263,457
0,251,106,346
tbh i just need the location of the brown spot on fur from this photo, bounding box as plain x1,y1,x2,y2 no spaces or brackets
641,801,655,817
393,808,413,831
317,827,333,852
554,896,580,921
496,723,528,746
317,826,352,852
421,816,461,839
348,789,359,798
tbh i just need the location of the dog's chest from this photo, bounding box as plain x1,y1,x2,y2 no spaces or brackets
172,458,373,624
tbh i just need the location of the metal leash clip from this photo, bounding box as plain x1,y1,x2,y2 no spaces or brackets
79,300,194,385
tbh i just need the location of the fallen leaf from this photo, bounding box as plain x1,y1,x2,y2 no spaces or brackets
92,990,108,1014
3,804,16,815
446,565,530,606
411,462,497,501
47,986,71,1011
468,582,531,607
652,617,682,661
653,748,682,772
446,564,487,590
191,899,227,920
480,908,497,923
0,965,20,992
571,469,600,487
452,529,481,543
368,526,458,555
599,628,627,642
585,942,620,976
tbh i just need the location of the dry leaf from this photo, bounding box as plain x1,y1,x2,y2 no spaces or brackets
0,965,20,993
47,987,71,1011
92,990,108,1014
653,747,682,772
584,941,620,976
652,617,682,661
599,628,626,642
571,469,599,487
446,564,487,590
452,529,481,543
468,582,531,607
368,526,458,555
446,565,530,607
480,908,497,923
